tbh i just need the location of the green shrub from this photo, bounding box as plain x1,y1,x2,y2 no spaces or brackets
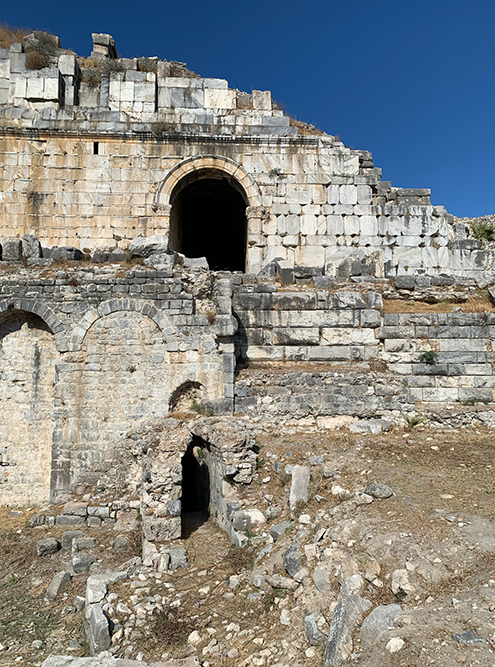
419,350,438,365
401,412,426,429
471,222,495,243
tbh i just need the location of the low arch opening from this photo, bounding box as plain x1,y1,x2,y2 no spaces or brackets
169,380,204,414
170,170,247,271
181,438,210,538
0,309,53,336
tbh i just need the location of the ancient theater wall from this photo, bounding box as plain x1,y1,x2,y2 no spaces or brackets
0,132,337,262
51,303,230,493
1,128,488,277
0,311,58,506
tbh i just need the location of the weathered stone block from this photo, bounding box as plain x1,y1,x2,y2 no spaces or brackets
88,603,111,656
1,237,22,261
45,571,71,602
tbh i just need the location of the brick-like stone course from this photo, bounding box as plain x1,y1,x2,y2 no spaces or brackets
0,264,234,505
0,31,492,278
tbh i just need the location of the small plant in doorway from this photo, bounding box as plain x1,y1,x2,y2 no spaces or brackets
189,399,214,417
190,399,202,413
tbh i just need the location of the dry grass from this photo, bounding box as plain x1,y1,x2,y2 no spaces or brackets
25,50,48,70
289,117,327,136
225,544,256,572
383,290,494,313
150,608,195,648
0,24,30,49
79,57,101,69
137,58,158,73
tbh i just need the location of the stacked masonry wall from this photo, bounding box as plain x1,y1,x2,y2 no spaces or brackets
1,266,495,505
0,132,490,278
0,266,235,505
232,283,495,417
0,38,492,279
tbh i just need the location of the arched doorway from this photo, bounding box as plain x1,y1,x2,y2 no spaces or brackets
0,310,57,506
181,439,211,537
169,171,247,271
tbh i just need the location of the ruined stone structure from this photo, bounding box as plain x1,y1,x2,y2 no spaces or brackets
0,32,492,278
1,31,494,511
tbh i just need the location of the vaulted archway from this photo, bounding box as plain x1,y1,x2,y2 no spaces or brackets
169,170,248,271
0,310,58,506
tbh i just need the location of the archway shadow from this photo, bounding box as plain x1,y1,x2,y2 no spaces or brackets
181,439,210,539
170,174,247,271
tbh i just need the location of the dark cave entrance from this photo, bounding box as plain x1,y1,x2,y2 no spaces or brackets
170,173,247,271
181,439,211,537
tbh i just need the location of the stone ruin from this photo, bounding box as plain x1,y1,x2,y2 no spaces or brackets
1,30,495,550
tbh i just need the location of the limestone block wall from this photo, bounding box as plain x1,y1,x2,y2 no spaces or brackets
140,418,257,550
378,312,495,404
0,265,235,505
232,282,495,417
233,283,383,364
0,311,58,506
1,130,488,279
0,32,492,280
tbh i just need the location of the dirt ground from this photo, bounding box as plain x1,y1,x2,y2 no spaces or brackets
1,422,495,666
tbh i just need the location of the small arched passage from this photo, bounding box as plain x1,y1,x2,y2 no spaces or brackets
181,438,211,538
169,170,248,271
169,380,204,413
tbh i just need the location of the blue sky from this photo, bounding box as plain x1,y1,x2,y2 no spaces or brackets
2,0,495,217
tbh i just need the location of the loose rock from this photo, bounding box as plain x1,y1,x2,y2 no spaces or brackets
36,537,61,557
360,604,402,649
305,613,327,646
45,571,72,602
365,482,394,499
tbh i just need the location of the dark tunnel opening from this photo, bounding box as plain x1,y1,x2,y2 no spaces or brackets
181,439,211,537
170,175,247,272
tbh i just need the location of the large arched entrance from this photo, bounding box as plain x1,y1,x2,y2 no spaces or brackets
169,170,247,271
0,310,58,506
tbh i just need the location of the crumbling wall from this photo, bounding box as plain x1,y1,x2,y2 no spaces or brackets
139,417,258,562
0,31,492,278
232,279,495,418
0,263,235,505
